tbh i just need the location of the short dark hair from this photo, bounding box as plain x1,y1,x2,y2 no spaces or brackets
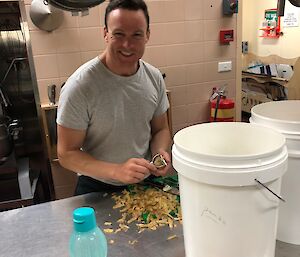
104,0,150,31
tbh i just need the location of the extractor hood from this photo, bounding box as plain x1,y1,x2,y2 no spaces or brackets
277,0,300,16
289,0,300,7
47,0,105,12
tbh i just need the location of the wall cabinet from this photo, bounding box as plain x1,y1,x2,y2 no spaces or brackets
40,104,77,199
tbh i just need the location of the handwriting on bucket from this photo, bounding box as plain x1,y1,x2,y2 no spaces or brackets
201,207,226,225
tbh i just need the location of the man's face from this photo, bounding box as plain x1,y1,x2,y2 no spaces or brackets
104,8,150,73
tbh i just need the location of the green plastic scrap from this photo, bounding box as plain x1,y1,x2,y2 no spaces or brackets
169,210,177,218
142,212,150,223
127,185,135,192
149,175,179,188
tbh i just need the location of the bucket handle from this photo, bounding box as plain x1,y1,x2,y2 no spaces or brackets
255,179,285,202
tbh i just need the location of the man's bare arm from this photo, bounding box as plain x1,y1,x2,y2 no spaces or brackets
57,125,155,183
150,112,172,176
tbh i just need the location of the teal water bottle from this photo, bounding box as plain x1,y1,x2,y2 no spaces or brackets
69,207,107,257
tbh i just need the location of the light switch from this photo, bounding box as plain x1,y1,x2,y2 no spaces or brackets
218,61,232,72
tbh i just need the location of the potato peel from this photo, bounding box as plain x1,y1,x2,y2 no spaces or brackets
111,185,181,232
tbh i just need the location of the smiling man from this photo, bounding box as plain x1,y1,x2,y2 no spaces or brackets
57,0,171,195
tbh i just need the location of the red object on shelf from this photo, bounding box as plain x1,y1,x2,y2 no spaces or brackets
260,8,281,38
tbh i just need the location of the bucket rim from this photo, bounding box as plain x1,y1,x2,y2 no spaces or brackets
173,122,286,160
251,100,300,126
251,111,300,126
174,142,285,160
249,117,300,136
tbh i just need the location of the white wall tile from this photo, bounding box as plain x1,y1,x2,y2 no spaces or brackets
78,6,101,28
78,27,104,51
144,46,167,67
54,29,81,53
33,54,59,79
57,52,82,77
58,12,78,29
184,0,204,20
30,31,57,55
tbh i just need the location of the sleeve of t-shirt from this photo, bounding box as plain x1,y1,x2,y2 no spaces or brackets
153,73,170,117
56,77,90,130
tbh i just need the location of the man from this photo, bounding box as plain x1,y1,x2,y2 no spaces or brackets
56,0,172,195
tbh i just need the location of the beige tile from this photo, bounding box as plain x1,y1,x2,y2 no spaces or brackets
184,21,204,43
54,28,80,53
78,6,101,27
78,27,104,51
30,30,57,55
188,102,210,123
203,0,223,20
203,60,236,82
81,51,101,63
163,65,186,87
147,1,167,23
24,0,32,5
171,85,188,106
59,11,78,29
186,83,213,104
165,22,185,44
204,40,236,61
37,78,61,105
60,77,69,87
172,123,189,136
184,0,204,20
99,1,108,27
148,23,166,46
143,46,167,68
204,20,220,41
165,44,185,66
164,0,185,22
202,79,236,98
186,63,205,84
184,42,204,64
57,52,82,77
34,54,59,79
172,105,188,125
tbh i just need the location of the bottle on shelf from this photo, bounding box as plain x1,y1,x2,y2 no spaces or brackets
69,207,107,257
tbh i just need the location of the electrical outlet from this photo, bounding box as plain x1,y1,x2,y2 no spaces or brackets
242,41,248,54
218,61,232,72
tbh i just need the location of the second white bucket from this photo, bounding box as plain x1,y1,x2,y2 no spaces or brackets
172,122,288,257
250,100,300,245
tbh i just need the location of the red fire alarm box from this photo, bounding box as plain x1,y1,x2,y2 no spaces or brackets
220,30,234,44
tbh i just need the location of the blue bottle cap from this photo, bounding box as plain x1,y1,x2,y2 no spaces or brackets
72,207,97,233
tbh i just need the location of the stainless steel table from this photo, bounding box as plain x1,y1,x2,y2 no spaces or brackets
0,193,299,257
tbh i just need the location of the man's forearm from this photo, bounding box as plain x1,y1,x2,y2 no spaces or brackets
150,128,172,156
58,150,118,180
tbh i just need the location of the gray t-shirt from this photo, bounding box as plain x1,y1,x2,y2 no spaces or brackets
57,57,169,185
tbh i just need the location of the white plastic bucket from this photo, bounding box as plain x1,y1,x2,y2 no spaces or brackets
172,122,288,257
250,100,300,245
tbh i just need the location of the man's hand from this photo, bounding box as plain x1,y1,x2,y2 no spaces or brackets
113,158,157,184
150,150,171,177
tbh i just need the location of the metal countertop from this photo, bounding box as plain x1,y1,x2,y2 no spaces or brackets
0,193,299,257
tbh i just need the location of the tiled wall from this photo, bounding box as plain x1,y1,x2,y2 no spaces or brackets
24,0,237,135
